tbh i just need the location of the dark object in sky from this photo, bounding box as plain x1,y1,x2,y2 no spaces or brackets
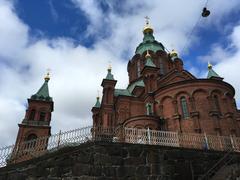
202,7,210,17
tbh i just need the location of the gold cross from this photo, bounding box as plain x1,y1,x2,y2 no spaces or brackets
145,16,150,25
108,61,112,70
97,90,100,98
46,68,51,75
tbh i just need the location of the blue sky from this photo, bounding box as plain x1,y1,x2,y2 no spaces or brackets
14,0,240,69
0,0,240,145
16,0,92,45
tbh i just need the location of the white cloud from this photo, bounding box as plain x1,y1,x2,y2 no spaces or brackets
0,0,28,59
0,0,240,146
197,44,231,64
205,25,240,105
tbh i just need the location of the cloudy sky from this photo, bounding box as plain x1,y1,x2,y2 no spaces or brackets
0,0,240,145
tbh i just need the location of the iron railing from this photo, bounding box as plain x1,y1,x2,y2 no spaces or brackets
0,126,240,168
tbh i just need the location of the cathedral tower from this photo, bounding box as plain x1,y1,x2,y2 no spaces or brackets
14,72,54,155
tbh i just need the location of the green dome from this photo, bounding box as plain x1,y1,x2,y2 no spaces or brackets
135,32,165,55
31,77,52,102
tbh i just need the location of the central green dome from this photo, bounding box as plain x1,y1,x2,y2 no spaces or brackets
135,24,165,55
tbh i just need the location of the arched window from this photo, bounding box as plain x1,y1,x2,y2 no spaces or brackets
159,58,164,75
137,61,141,77
29,109,36,120
25,134,37,148
180,97,189,119
213,95,221,112
26,134,37,141
104,88,111,104
146,103,153,115
39,112,46,121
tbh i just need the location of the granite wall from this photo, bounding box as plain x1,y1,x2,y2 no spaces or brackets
0,142,240,180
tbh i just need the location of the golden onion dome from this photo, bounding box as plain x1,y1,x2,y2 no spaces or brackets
208,62,212,69
170,49,178,58
143,16,154,33
44,72,50,81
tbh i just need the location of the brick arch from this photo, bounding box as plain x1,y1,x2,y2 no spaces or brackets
210,89,224,114
223,91,235,113
160,95,173,104
210,89,223,97
191,88,208,97
156,50,167,56
28,108,36,120
174,91,191,100
24,130,38,140
29,106,37,110
39,107,47,112
192,88,209,116
145,124,156,129
161,96,174,120
224,91,233,98
134,125,145,129
25,133,37,141
161,96,175,131
149,74,155,78
105,87,113,104
132,53,141,61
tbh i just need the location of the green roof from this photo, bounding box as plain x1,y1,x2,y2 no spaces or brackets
106,69,114,80
135,32,165,55
31,79,52,101
145,57,156,67
94,97,101,108
127,80,145,93
114,89,132,97
207,68,221,79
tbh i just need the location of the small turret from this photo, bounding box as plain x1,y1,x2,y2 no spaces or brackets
105,65,115,80
170,49,183,71
101,66,117,105
145,50,156,67
141,50,159,93
31,72,52,101
94,96,101,108
91,94,101,127
207,62,223,80
170,49,178,60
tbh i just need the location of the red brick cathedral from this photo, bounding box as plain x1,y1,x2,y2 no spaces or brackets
92,21,240,136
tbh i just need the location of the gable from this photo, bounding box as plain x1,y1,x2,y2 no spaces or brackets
158,70,196,87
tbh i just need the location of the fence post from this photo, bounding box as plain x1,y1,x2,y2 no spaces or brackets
147,128,151,144
176,131,180,147
219,135,223,151
204,133,209,150
230,135,235,151
57,130,62,148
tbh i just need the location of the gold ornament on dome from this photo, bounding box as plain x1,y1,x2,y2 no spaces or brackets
44,69,51,81
170,49,178,58
143,16,154,33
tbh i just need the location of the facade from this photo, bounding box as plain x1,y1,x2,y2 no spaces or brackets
92,21,240,136
14,73,53,154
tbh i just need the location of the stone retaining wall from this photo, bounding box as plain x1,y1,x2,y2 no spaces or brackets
0,142,239,180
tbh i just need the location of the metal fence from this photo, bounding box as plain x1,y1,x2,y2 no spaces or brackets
124,128,240,152
0,126,92,167
0,126,240,167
